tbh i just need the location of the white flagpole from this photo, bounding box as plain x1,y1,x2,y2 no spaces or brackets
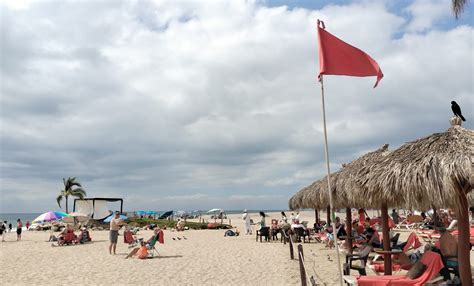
319,75,343,285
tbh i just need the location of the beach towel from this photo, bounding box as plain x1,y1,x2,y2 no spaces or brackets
357,251,444,286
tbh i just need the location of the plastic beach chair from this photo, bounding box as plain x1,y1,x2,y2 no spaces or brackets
356,251,444,286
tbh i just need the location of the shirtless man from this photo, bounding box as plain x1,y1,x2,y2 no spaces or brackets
436,227,458,280
109,212,126,255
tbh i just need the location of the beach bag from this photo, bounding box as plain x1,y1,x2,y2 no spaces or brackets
137,246,148,259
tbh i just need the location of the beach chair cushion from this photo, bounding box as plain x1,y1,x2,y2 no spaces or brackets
406,261,426,279
357,251,444,286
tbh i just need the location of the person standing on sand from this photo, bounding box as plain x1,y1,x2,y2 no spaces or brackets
8,222,12,233
0,221,6,241
16,219,23,241
26,221,30,230
242,210,252,235
109,211,125,255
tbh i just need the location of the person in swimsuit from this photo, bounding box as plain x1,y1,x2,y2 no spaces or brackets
109,211,125,255
16,219,23,241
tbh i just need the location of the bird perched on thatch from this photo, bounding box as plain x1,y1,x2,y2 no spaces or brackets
451,101,466,121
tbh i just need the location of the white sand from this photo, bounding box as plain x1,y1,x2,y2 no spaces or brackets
1,210,472,285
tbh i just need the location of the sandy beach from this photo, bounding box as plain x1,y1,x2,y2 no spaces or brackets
1,210,473,285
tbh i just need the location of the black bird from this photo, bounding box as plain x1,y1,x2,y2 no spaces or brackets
451,101,466,121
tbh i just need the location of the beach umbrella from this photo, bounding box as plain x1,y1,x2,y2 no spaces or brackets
103,213,128,223
206,208,222,213
355,119,473,284
62,212,89,224
32,211,70,224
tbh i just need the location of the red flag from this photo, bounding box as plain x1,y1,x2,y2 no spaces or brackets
317,21,383,88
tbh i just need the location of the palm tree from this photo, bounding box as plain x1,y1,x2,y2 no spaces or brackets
56,177,86,213
452,0,469,18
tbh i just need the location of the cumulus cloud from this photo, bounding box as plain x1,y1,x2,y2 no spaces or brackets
0,1,472,213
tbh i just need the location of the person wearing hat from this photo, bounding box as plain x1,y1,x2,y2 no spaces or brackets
109,211,126,254
242,209,252,235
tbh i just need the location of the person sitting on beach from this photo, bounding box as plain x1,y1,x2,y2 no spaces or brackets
125,240,149,259
434,227,458,280
280,211,287,224
291,219,306,231
258,212,266,229
77,227,91,244
224,228,240,237
126,228,163,259
325,226,334,249
176,219,185,231
335,217,347,239
365,227,381,248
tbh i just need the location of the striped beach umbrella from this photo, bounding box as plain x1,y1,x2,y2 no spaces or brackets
32,211,70,224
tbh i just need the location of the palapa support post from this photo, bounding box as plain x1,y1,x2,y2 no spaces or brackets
314,209,319,225
381,203,392,275
346,207,353,253
457,183,472,286
319,75,343,285
289,235,295,259
298,244,307,286
326,206,331,225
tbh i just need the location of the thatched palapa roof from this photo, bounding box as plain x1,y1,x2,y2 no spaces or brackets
289,144,390,210
355,125,474,211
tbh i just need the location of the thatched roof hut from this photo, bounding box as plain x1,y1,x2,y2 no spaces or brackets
289,144,391,210
355,125,473,211
355,120,473,284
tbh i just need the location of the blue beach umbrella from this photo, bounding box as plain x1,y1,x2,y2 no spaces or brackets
103,213,127,223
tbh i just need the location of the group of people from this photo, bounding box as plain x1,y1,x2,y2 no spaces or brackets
49,224,91,245
109,211,165,259
0,219,27,242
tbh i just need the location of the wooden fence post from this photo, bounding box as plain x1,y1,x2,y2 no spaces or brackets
298,244,307,286
289,236,294,260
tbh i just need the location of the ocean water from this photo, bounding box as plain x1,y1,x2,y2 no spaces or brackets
0,210,285,230
0,213,42,231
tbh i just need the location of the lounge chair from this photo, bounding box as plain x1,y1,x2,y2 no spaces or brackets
394,215,424,230
293,227,308,243
59,231,78,246
124,229,137,248
355,250,445,285
370,232,423,273
270,219,280,241
256,227,270,242
146,230,164,257
343,244,373,276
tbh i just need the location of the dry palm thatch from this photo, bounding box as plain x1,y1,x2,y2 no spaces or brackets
356,125,474,211
335,144,390,208
289,144,390,210
289,179,327,210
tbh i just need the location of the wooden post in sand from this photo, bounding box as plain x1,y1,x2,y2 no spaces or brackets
289,236,295,259
381,203,392,275
298,244,307,286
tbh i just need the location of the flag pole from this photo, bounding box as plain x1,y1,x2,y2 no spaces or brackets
319,75,344,286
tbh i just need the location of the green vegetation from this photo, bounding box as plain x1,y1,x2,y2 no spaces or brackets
126,217,232,230
56,177,86,213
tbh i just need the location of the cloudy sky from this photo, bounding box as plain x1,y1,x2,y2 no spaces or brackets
0,0,472,213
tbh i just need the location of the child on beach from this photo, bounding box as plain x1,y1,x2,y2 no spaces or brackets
8,223,12,233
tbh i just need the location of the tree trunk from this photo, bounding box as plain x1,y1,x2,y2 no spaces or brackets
381,203,392,275
65,195,69,213
457,184,472,286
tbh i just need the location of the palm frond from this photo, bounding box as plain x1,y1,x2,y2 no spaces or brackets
56,194,63,208
453,0,468,19
70,188,86,198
